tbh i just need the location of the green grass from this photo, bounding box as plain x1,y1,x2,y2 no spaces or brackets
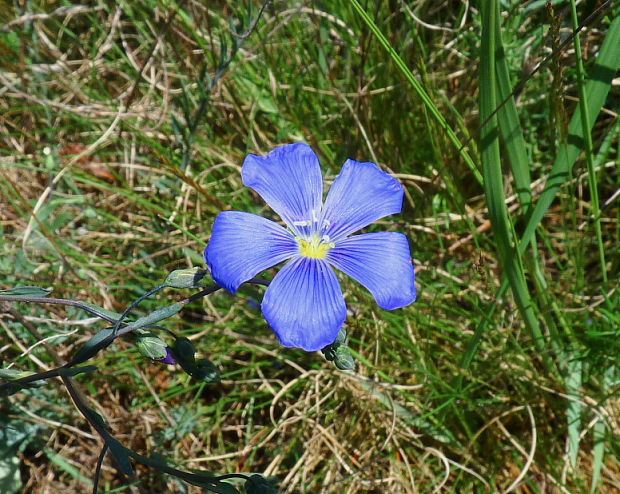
1,1,619,492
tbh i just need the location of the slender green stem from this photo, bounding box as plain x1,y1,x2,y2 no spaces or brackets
569,0,607,284
112,285,166,335
0,295,117,323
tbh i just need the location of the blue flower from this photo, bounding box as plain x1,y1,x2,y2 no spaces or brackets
205,143,416,351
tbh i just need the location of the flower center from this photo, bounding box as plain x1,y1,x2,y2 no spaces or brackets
297,234,334,259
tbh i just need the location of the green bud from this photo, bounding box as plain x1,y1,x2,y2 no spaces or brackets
135,333,169,360
321,328,348,362
334,328,347,345
164,267,209,289
333,345,355,371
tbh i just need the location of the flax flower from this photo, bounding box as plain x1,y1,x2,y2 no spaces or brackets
205,143,416,351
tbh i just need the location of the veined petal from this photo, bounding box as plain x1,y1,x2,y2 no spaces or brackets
321,159,403,241
242,143,323,234
205,211,298,293
327,232,416,310
262,257,346,351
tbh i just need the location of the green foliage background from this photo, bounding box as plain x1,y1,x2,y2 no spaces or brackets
0,0,618,492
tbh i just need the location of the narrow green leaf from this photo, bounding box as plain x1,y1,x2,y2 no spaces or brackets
206,482,241,494
171,338,221,382
83,407,107,430
460,11,620,372
188,479,240,494
468,20,620,379
493,7,532,210
56,365,98,378
0,286,51,298
79,301,123,321
70,328,114,365
569,0,607,283
0,369,41,381
125,302,183,331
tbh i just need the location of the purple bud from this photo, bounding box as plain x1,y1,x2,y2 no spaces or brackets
155,347,176,365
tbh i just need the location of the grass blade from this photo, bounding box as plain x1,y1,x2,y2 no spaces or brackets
591,365,615,492
349,0,482,185
566,355,583,468
462,12,620,371
480,0,545,353
519,15,620,251
493,8,532,211
569,0,607,284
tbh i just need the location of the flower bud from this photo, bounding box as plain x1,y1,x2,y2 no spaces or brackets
164,267,209,289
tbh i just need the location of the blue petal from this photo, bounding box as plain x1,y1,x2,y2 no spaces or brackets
327,232,416,310
205,211,298,293
242,143,324,234
262,257,346,351
321,159,404,241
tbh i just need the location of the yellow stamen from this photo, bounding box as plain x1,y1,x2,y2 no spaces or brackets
298,235,334,259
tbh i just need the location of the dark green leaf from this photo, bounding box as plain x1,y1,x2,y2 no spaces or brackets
82,407,107,430
107,438,134,476
192,359,220,383
171,337,196,367
0,382,37,397
203,482,241,494
245,474,278,494
185,473,239,493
